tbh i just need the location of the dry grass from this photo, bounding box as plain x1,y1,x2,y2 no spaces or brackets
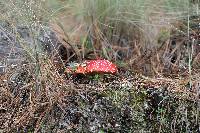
0,0,200,132
49,0,200,76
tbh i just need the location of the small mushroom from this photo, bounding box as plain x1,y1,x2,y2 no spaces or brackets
75,65,86,74
65,59,117,75
85,59,117,74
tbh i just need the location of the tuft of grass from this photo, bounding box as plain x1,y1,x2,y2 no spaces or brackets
48,0,198,76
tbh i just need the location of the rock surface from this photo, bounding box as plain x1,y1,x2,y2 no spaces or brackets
0,21,61,74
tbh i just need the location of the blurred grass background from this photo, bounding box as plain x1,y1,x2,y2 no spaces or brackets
45,0,199,76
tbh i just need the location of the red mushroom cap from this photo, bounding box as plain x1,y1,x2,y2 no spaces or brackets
75,65,86,74
85,59,117,74
65,60,117,75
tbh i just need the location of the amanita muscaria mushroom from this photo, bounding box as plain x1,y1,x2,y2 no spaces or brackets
85,60,117,73
65,59,117,74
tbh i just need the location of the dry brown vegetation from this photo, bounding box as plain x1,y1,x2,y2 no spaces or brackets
0,0,200,132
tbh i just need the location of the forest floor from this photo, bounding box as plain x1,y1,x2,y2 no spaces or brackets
0,20,199,132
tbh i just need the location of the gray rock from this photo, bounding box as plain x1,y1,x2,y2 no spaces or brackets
0,21,61,74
